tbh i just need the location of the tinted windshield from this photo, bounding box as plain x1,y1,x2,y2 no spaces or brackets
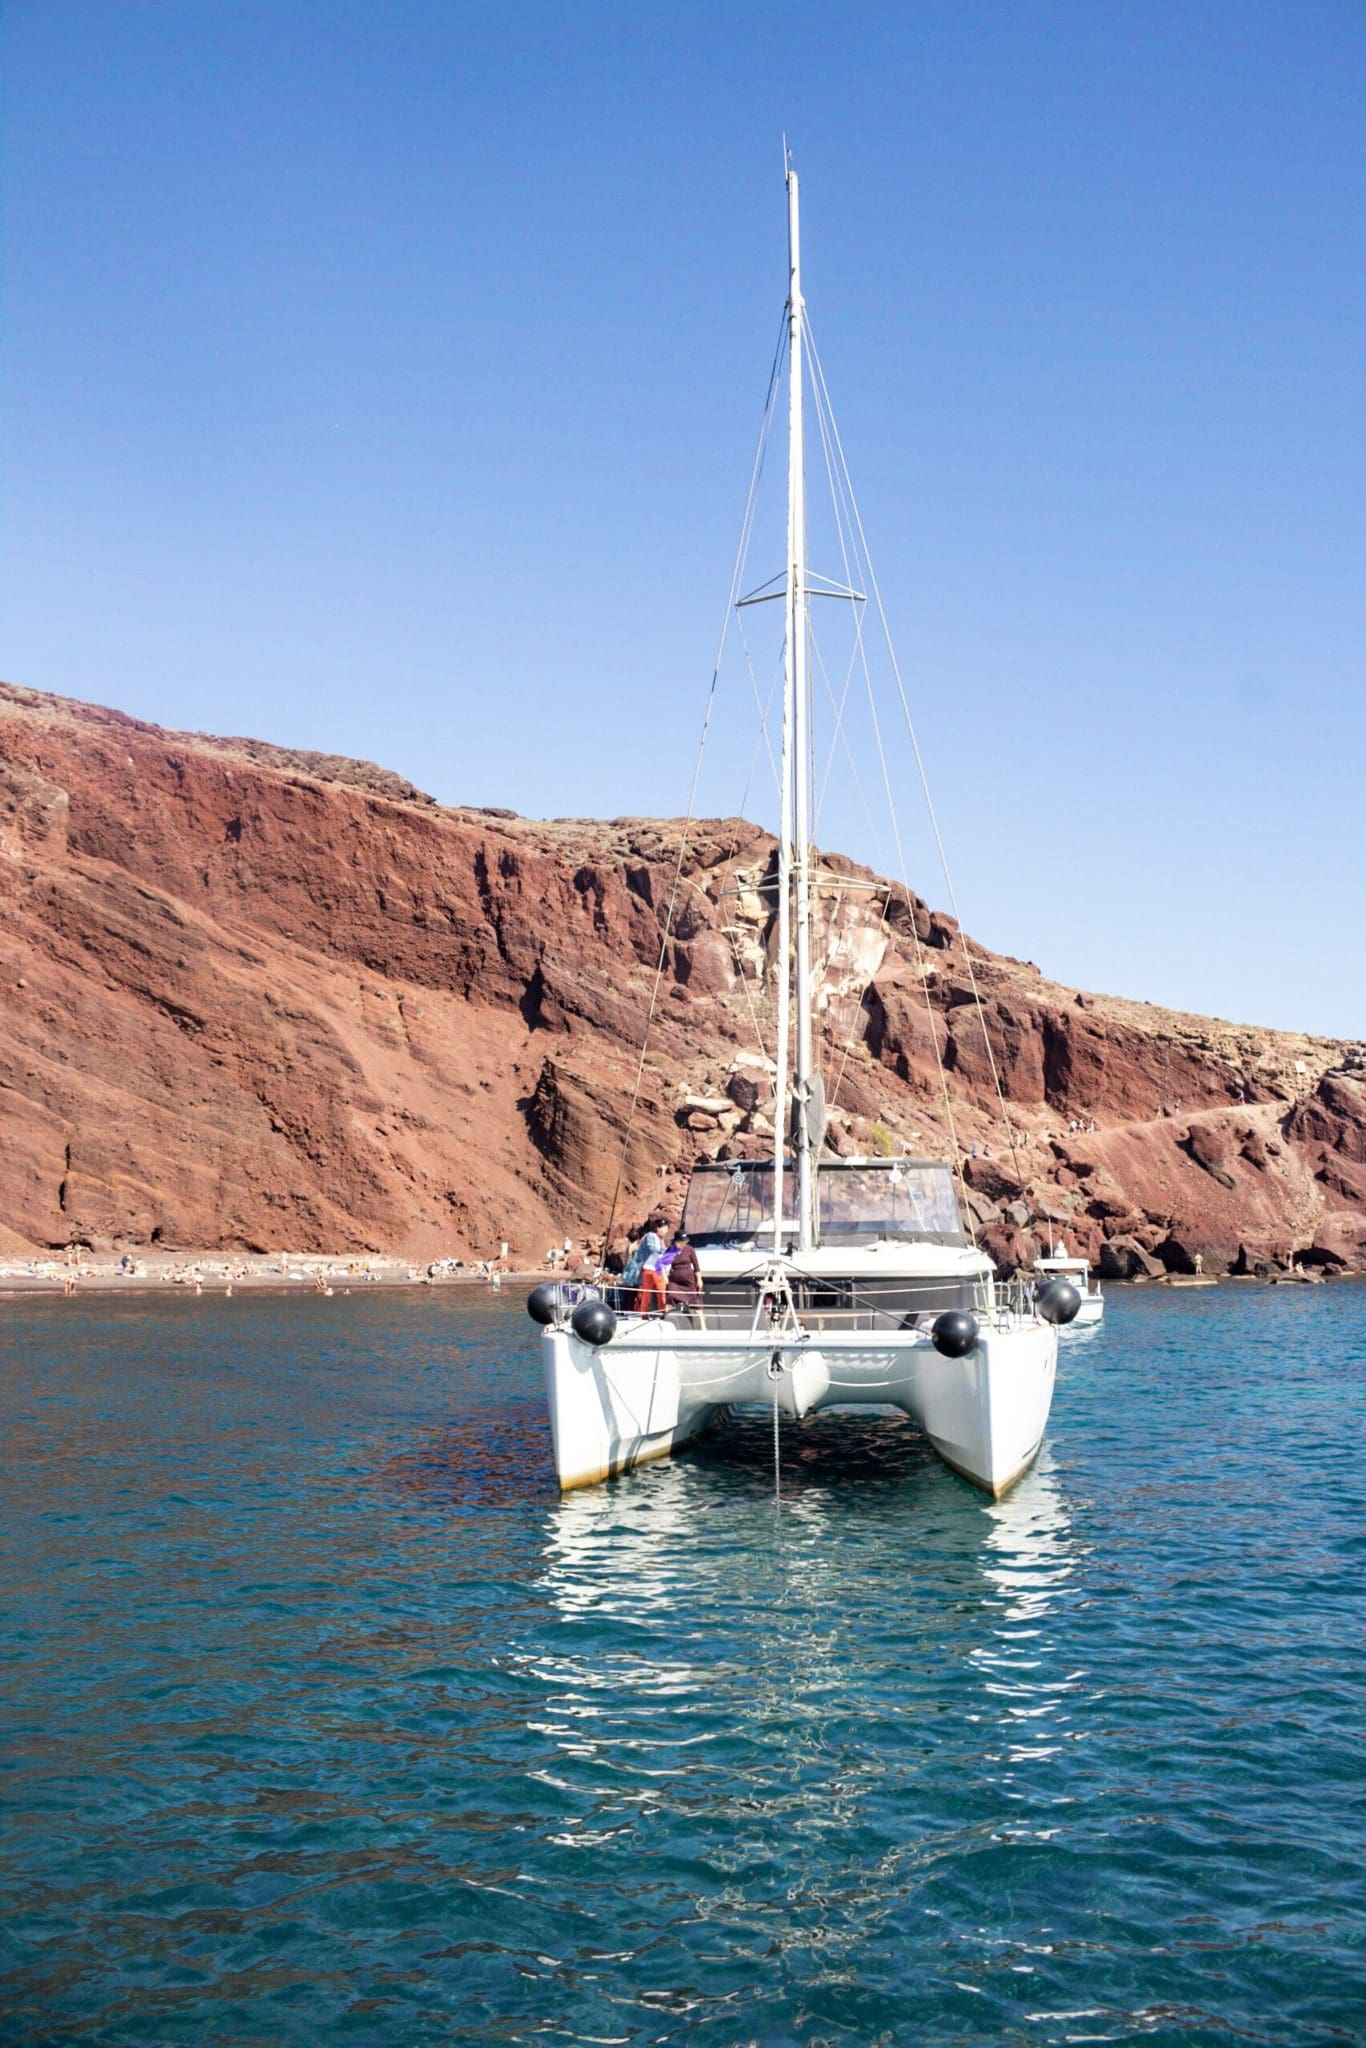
817,1162,964,1242
682,1162,791,1242
681,1159,966,1246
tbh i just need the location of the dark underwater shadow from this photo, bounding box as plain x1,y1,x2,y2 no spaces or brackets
684,1405,957,1500
382,1400,976,1516
380,1398,560,1510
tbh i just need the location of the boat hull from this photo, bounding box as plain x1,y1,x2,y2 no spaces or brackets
543,1317,1057,1497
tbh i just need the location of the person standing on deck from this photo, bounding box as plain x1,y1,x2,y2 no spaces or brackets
636,1222,672,1313
665,1232,702,1309
618,1226,647,1303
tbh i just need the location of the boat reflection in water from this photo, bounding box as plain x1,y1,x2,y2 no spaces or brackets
517,1424,1084,1867
969,1448,1087,1790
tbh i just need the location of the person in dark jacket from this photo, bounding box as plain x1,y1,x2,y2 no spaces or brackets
665,1231,702,1308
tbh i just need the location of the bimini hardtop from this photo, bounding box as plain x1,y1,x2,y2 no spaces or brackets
526,155,1081,1497
532,1156,1080,1495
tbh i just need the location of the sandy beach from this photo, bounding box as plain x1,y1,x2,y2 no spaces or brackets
0,1251,547,1297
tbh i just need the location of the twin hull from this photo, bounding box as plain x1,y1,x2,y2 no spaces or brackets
543,1319,1058,1497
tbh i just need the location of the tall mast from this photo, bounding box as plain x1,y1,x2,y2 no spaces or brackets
771,165,793,1256
786,158,816,1251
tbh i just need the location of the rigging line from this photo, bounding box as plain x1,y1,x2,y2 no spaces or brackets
812,630,864,832
815,910,871,1121
824,885,888,1124
810,634,886,868
736,610,781,794
713,663,781,1069
793,852,881,1116
803,313,1027,1197
802,421,891,1114
803,313,974,1234
599,317,788,1262
805,657,892,1112
803,319,979,1216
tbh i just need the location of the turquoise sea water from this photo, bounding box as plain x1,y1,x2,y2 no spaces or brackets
2,1285,1364,2046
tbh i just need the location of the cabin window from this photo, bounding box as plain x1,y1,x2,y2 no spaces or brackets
681,1157,966,1246
816,1162,963,1240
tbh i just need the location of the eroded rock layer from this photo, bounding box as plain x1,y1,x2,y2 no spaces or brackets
1,681,1362,1274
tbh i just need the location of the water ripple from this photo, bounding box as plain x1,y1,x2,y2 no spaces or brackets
2,1285,1365,2043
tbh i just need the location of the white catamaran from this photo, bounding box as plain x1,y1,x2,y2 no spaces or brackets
529,158,1079,1495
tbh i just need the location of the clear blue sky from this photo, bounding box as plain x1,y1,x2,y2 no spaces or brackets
4,1,1363,1039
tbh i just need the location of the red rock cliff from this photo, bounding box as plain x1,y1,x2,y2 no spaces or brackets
1,681,1362,1275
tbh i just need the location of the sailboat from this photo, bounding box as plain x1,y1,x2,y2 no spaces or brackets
528,158,1080,1495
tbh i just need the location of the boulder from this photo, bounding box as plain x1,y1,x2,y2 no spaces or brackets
1154,1231,1226,1277
1304,1213,1366,1267
1231,1242,1284,1279
680,1094,731,1117
1181,1123,1237,1190
1080,1170,1134,1221
1238,1128,1270,1171
1098,1235,1166,1282
726,1068,772,1113
963,1154,1023,1201
977,1220,1032,1275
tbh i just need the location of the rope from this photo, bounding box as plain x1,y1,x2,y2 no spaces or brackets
803,320,974,1232
736,609,781,796
803,312,1028,1201
811,635,885,867
709,652,783,1069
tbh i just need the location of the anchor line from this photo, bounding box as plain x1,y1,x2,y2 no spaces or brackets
773,1390,781,1508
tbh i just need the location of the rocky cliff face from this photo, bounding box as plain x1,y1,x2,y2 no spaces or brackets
1,680,1362,1274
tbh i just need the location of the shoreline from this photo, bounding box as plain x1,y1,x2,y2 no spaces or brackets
0,1252,556,1298
2,1255,1359,1300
